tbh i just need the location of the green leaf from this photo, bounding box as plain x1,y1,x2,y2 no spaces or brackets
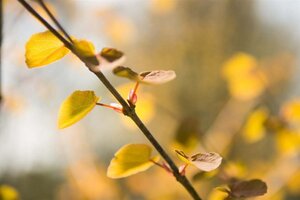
107,144,159,179
113,66,139,81
25,30,70,68
228,179,267,198
58,90,100,129
100,48,124,62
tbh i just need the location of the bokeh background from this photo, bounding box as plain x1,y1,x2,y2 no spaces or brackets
1,0,300,199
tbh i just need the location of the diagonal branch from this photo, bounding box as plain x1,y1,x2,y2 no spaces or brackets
16,0,202,199
37,0,73,43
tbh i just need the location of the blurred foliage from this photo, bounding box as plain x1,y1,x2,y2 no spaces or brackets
1,0,300,199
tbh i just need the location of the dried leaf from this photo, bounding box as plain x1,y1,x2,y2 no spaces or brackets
191,152,222,171
139,70,176,84
175,150,222,171
229,179,267,198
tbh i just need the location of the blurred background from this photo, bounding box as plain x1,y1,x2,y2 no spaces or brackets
1,0,300,199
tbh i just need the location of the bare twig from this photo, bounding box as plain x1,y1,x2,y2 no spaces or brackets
37,0,73,43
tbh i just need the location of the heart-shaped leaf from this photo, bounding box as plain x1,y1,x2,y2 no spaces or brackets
25,30,70,68
107,144,159,179
58,90,100,129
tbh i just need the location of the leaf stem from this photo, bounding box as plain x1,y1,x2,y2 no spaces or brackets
17,1,202,199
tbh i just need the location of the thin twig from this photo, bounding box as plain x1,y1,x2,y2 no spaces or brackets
37,0,73,43
17,1,202,199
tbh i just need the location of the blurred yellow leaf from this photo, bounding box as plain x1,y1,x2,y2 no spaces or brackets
281,99,300,123
223,161,247,179
58,90,100,129
208,188,228,200
105,16,135,44
276,129,300,154
287,170,300,194
151,0,176,15
0,185,19,200
223,53,257,79
243,107,268,143
25,30,70,68
222,53,266,100
107,144,159,178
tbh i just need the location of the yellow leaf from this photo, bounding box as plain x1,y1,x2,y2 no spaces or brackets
107,144,159,178
73,39,96,58
276,129,300,154
243,107,268,143
281,99,300,123
151,0,176,15
208,187,229,200
113,66,139,81
100,48,124,62
73,39,99,66
0,185,19,200
222,53,266,100
222,53,257,79
58,90,100,129
25,30,70,68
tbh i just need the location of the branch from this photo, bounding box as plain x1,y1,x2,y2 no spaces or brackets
17,1,202,199
37,0,73,43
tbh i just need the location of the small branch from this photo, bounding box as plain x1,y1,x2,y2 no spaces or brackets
37,0,73,43
17,1,202,199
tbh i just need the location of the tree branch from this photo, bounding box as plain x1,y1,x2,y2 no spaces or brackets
17,0,202,199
